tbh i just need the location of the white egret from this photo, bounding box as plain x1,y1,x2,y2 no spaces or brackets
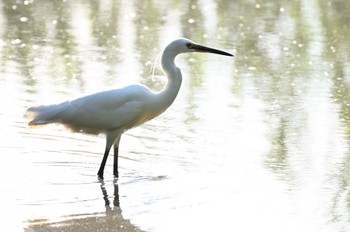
25,38,233,179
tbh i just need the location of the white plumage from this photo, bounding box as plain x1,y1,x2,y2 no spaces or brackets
27,85,161,133
25,38,233,179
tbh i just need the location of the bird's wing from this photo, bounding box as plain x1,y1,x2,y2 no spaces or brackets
56,85,153,133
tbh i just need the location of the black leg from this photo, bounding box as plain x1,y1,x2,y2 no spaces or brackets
98,146,111,180
113,144,119,178
100,181,110,207
98,132,121,179
113,183,120,207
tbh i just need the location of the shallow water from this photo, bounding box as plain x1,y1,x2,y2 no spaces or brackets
1,0,350,231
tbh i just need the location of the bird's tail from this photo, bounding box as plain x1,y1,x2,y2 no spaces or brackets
24,102,69,126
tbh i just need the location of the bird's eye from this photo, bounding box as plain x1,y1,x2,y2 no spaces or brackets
186,43,194,49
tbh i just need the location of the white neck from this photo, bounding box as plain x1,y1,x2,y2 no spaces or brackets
158,49,183,108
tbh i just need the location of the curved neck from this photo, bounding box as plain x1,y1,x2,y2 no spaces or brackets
158,50,182,108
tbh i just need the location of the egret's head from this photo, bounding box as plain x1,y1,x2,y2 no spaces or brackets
165,38,233,57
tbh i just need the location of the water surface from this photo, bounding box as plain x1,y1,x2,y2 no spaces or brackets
1,0,350,231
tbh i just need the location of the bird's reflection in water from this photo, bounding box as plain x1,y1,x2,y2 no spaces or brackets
25,181,143,232
101,180,122,216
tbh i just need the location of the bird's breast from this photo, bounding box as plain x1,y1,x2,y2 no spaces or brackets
124,108,163,130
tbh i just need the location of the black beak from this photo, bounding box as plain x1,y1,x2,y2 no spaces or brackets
193,44,234,57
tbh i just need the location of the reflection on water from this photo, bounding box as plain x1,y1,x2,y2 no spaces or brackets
1,0,350,231
26,181,143,232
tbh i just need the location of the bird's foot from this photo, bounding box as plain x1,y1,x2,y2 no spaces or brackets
113,171,119,180
97,174,104,181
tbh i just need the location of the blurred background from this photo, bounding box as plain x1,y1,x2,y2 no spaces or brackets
0,0,350,231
